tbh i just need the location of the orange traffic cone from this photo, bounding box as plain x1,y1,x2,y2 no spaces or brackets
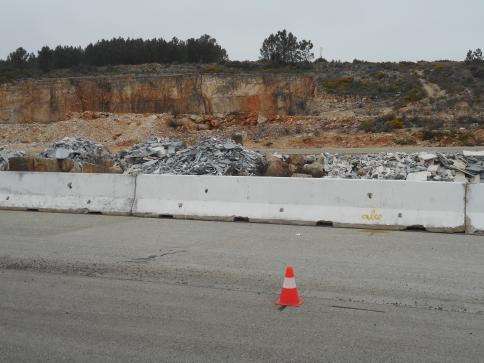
275,266,303,307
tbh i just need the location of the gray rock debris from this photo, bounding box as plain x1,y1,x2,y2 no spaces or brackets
0,147,26,171
463,150,484,158
40,137,111,165
116,138,185,171
124,137,266,176
320,151,483,182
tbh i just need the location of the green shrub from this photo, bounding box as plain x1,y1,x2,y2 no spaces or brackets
391,119,404,129
403,87,425,103
323,77,355,92
375,71,386,80
359,120,374,133
403,117,444,129
433,63,447,72
457,131,473,144
455,116,483,127
166,118,181,129
421,129,441,140
205,64,222,73
359,114,401,133
394,137,417,145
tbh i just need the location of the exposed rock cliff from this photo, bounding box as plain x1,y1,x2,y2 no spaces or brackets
0,74,317,123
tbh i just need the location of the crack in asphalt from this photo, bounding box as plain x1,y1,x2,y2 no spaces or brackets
124,250,187,263
330,305,385,313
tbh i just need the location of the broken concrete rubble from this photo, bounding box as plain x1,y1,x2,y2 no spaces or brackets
116,137,185,172
463,150,484,158
3,136,482,183
101,143,484,182
122,137,266,176
318,151,483,182
40,137,111,165
406,171,429,181
418,152,437,162
0,147,26,171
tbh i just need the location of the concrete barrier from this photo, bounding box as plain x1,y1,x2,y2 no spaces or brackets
133,175,466,232
0,172,135,215
466,183,484,234
0,172,469,233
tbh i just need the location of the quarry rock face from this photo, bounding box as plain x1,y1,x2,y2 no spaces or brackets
0,74,316,123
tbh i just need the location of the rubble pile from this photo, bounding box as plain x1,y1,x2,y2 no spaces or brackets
40,137,111,165
123,137,266,176
321,151,484,182
3,133,483,182
116,138,185,171
0,147,26,171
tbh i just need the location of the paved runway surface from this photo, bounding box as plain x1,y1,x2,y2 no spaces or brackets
0,211,483,362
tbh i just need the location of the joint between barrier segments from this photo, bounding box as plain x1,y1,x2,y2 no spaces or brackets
464,182,468,233
129,175,138,216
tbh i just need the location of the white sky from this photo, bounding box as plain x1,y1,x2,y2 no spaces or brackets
1,0,483,62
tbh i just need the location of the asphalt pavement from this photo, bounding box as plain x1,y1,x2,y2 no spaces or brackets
0,211,483,362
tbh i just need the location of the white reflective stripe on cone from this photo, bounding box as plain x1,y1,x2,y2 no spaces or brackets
283,277,297,289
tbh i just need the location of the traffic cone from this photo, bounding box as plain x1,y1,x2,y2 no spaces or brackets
275,266,303,307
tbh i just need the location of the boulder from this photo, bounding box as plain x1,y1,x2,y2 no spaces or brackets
7,157,34,171
287,155,305,173
303,162,325,178
190,115,203,123
81,160,116,173
8,157,74,172
231,132,244,145
257,114,267,125
178,117,197,131
197,123,210,131
210,119,222,128
56,159,75,172
265,157,291,177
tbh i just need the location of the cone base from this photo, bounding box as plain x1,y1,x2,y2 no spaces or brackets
275,298,303,307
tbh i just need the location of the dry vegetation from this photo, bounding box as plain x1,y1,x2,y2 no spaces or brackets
1,59,483,152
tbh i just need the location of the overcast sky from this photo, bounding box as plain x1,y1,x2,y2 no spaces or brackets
1,0,483,62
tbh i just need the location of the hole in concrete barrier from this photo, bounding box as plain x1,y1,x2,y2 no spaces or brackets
178,203,183,208
88,211,102,215
317,220,334,227
406,225,426,231
367,193,373,199
279,207,284,212
234,216,249,222
204,189,208,194
67,182,73,189
87,200,91,204
26,208,39,212
398,213,403,218
6,196,9,200
158,214,174,219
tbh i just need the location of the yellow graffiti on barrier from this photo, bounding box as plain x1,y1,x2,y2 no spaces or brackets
362,209,383,221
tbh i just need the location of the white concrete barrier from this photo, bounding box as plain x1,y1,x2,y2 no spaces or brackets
133,175,466,232
466,183,484,234
0,172,135,215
